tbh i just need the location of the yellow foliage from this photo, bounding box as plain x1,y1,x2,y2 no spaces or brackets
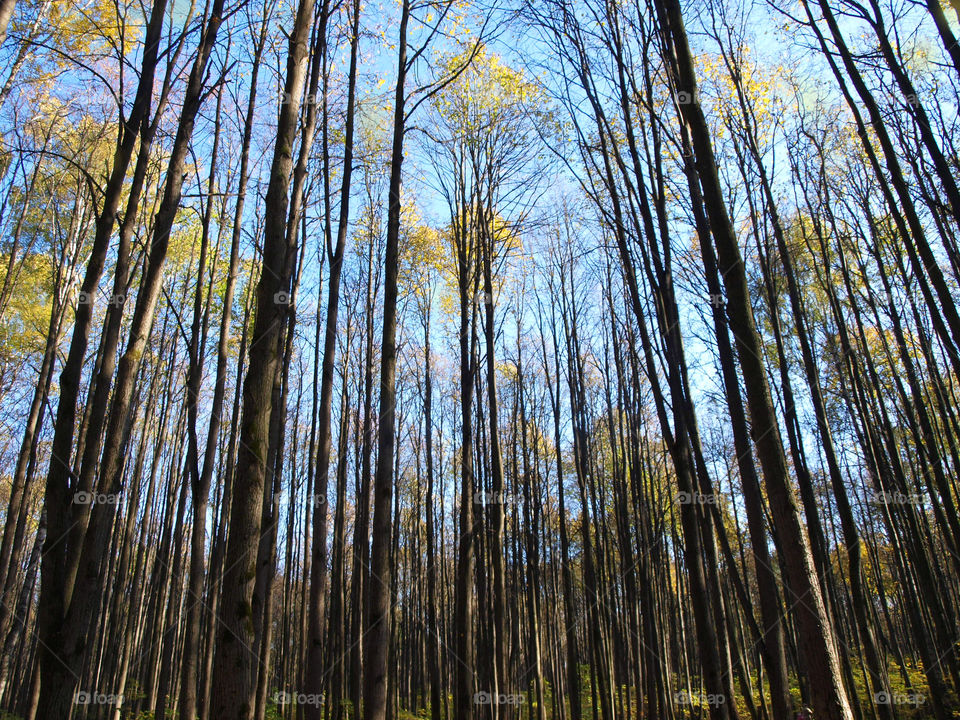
695,46,788,150
48,0,134,55
433,44,547,137
0,253,53,363
398,199,444,298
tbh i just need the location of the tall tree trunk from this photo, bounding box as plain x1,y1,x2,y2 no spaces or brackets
179,10,269,718
304,1,361,712
652,1,853,717
363,3,408,716
208,0,315,715
479,210,508,716
37,3,226,713
36,0,167,708
423,296,443,720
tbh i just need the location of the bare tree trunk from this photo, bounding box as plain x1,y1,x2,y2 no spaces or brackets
363,3,408,717
479,217,509,717
304,1,361,712
179,10,269,718
38,2,226,713
35,0,167,709
652,1,852,717
208,0,314,716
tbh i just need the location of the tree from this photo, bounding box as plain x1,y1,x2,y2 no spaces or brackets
209,0,316,716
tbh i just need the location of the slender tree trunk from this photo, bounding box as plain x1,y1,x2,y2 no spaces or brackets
304,2,361,712
179,11,269,718
363,3,408,716
423,297,443,720
208,0,315,715
652,1,853,717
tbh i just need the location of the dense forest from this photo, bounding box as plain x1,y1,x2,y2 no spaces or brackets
0,0,959,718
